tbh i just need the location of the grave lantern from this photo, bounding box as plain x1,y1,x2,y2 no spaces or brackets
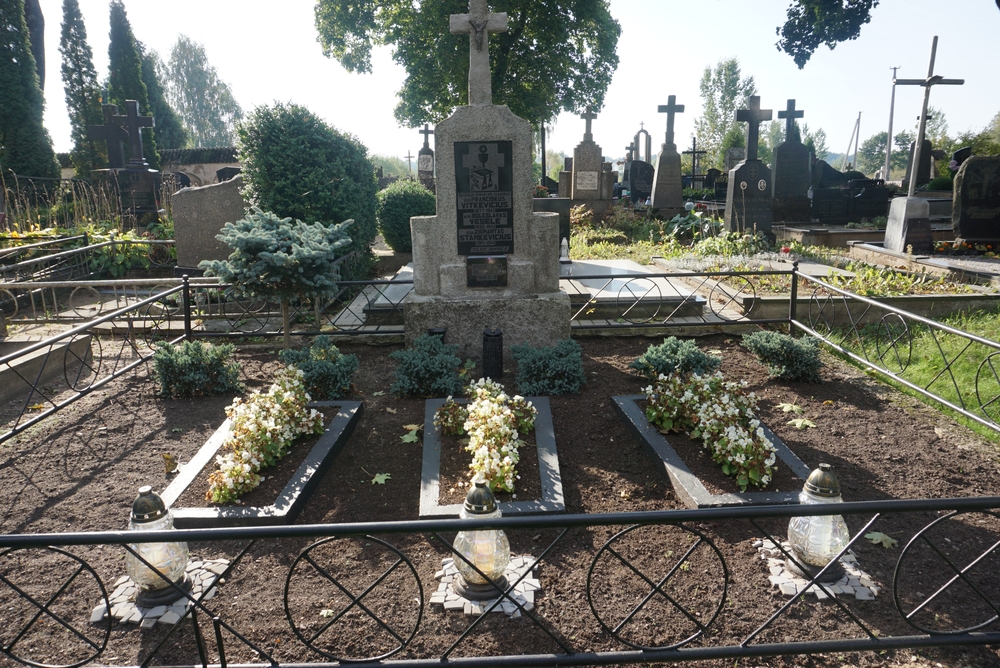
786,464,851,582
452,478,511,600
125,486,191,606
482,327,503,380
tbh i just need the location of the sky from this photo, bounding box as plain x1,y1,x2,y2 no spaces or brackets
37,0,1000,167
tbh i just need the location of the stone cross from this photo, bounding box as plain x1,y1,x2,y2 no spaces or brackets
580,108,597,142
626,143,635,161
449,0,508,106
86,103,128,169
683,137,707,176
112,100,154,167
735,96,772,162
419,124,434,149
777,99,804,140
405,150,414,177
895,35,963,196
657,95,685,149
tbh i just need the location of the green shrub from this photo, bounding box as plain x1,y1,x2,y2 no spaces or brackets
629,336,721,381
375,180,435,253
152,341,243,397
390,334,466,397
511,339,586,396
923,175,953,191
236,103,378,279
742,331,823,382
278,335,358,399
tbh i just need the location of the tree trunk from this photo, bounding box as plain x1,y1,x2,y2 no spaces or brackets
281,297,290,350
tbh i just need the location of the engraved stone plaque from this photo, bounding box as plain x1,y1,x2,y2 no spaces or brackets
466,255,508,288
454,141,514,256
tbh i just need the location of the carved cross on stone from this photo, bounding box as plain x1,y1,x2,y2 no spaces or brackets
777,99,804,140
419,124,434,149
657,95,685,150
580,108,597,141
113,100,154,168
450,0,507,106
735,96,772,162
87,103,128,169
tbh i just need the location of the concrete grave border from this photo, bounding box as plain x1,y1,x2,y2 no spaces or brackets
612,395,810,508
419,396,564,518
163,401,363,528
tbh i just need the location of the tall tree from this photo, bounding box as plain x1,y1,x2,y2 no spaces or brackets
776,0,880,68
694,57,757,169
166,35,242,147
856,131,887,176
23,0,43,88
801,123,828,161
137,43,187,149
313,0,620,127
107,0,158,168
0,0,59,180
59,0,105,176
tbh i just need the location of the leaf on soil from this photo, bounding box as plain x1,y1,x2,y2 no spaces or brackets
865,532,898,548
372,473,391,485
787,418,816,429
162,453,179,473
778,402,803,414
371,391,385,397
400,429,419,444
707,349,723,356
319,609,335,618
28,403,46,410
385,407,397,414
823,400,834,406
403,423,422,431
171,427,184,433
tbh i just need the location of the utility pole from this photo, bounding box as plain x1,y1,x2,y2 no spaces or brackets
884,66,900,180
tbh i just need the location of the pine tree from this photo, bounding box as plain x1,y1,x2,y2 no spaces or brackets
107,0,158,168
137,42,186,149
0,0,59,180
59,0,106,176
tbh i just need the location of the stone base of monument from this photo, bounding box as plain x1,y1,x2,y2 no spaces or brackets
404,292,570,360
884,197,932,254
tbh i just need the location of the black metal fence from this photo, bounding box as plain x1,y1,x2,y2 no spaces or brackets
1,497,998,667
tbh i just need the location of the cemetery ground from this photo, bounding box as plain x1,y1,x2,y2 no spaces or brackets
1,335,999,667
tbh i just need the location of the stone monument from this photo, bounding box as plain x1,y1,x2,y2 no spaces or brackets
558,157,572,203
724,96,773,239
418,123,435,192
683,137,707,190
86,103,128,169
405,0,568,358
172,175,248,274
570,109,602,200
87,100,160,222
952,156,1000,247
650,95,684,213
724,147,746,173
771,99,812,222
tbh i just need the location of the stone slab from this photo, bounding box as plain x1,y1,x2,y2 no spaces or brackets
651,150,683,210
953,156,1000,244
884,196,932,253
172,174,247,269
725,160,773,237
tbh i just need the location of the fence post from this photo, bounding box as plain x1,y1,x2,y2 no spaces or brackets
182,275,193,341
788,260,799,336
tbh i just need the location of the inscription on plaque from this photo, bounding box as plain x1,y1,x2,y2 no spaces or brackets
455,141,514,255
466,255,508,288
418,155,433,172
576,171,599,190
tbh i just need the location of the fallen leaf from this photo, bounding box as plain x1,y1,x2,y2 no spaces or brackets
823,400,834,406
707,349,723,356
865,531,898,549
171,427,184,433
402,423,422,431
385,407,397,414
27,403,46,411
319,609,335,618
371,391,385,397
372,473,391,485
778,403,803,414
400,429,419,444
162,453,179,473
787,418,816,429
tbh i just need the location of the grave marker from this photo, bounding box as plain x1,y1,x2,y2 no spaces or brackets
86,103,127,170
418,124,435,191
772,99,812,222
953,156,1000,246
570,108,603,200
724,96,774,238
651,95,684,211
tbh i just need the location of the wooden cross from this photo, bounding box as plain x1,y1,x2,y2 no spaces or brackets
682,137,707,176
580,108,597,141
735,96,772,162
657,95,685,149
404,150,414,178
112,100,154,167
419,124,434,149
450,0,507,105
86,103,128,169
778,99,804,140
895,35,963,196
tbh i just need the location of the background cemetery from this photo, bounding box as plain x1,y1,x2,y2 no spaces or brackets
2,0,1000,667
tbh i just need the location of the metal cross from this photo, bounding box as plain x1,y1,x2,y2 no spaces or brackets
112,100,154,167
895,36,964,196
626,143,635,161
735,96,772,162
657,95,685,149
419,124,434,149
86,103,128,169
777,99,804,140
404,150,414,178
449,0,507,105
682,137,707,176
580,108,597,141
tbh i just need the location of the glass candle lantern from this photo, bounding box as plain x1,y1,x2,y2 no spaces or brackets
452,479,510,600
787,464,851,581
126,486,191,606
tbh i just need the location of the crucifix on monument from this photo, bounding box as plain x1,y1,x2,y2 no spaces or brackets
735,96,772,163
778,99,804,141
450,0,507,106
113,100,154,168
895,35,963,197
580,108,597,142
86,103,128,170
419,124,434,149
683,137,707,177
657,95,684,151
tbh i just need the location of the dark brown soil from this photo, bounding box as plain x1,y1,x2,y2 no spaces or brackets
438,427,542,506
1,335,999,668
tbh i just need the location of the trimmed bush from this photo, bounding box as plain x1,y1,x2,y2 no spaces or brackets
511,339,586,396
376,180,435,253
279,336,358,399
629,337,721,381
390,334,465,397
742,331,823,382
152,341,243,398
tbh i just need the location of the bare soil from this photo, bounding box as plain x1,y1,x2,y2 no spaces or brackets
1,335,999,668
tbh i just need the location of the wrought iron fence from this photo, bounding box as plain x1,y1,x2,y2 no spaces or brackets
0,498,998,667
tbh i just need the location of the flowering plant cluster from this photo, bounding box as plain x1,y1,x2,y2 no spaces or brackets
934,240,996,257
644,371,777,491
460,378,536,493
206,367,323,503
434,396,468,436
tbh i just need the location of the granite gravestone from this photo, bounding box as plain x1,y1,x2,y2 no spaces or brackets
571,109,603,200
771,99,811,222
953,156,1000,245
558,156,572,203
629,160,655,204
651,95,684,212
86,103,128,170
405,0,568,359
87,100,160,222
884,196,932,253
724,96,773,238
724,147,745,173
622,143,634,191
418,123,435,192
172,174,248,273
